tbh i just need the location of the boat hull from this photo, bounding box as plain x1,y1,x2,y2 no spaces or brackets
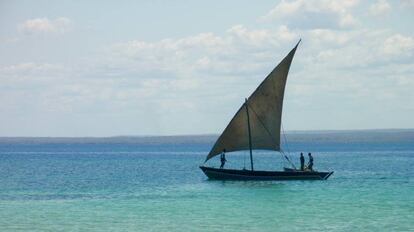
200,166,333,181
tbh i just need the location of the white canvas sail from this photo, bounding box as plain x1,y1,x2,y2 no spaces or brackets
205,41,300,162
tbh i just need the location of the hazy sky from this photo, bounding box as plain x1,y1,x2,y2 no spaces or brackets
1,0,413,136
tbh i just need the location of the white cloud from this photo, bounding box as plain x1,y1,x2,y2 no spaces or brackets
109,23,414,84
0,62,64,74
262,0,359,29
304,30,414,70
370,0,391,16
111,25,299,78
339,13,358,27
308,29,356,46
18,17,72,35
382,34,414,55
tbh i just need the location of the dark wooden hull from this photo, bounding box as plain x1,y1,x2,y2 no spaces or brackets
200,166,333,181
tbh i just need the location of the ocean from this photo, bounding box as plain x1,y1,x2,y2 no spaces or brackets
0,131,413,231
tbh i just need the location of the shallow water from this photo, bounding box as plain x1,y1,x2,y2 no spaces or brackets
0,142,413,231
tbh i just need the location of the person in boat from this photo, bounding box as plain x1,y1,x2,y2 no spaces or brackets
300,153,305,171
308,153,314,171
220,149,227,169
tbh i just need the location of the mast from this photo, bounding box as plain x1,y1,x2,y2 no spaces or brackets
245,98,254,171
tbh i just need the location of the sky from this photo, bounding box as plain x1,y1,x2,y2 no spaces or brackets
0,0,414,137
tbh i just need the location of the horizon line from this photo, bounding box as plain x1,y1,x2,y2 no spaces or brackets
1,128,414,138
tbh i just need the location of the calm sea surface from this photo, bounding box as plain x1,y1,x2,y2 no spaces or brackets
0,141,413,231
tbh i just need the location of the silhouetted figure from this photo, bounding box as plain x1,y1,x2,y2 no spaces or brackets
308,153,314,171
220,149,227,169
300,153,305,171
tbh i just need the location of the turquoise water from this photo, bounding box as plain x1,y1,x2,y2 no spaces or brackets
0,142,413,231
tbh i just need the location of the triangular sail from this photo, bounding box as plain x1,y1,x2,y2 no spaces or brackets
205,41,300,162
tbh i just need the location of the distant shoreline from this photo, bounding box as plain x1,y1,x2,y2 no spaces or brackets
1,129,413,144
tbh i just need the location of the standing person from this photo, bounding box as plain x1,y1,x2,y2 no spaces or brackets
308,153,314,171
220,149,227,169
300,153,305,171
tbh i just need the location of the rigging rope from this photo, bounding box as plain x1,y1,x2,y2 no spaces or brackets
281,123,291,153
280,122,296,169
246,102,296,169
243,151,246,169
281,123,296,169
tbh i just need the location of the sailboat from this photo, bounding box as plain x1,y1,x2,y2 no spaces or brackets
200,40,333,180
